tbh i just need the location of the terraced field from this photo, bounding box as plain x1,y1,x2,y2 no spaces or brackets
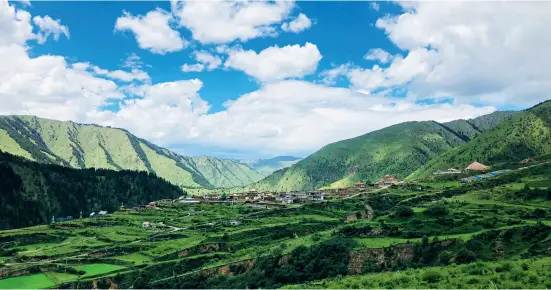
0,163,550,289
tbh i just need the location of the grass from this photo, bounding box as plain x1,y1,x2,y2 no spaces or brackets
526,179,551,188
114,253,152,265
0,274,55,289
353,237,414,248
43,272,78,285
284,257,551,289
75,264,126,277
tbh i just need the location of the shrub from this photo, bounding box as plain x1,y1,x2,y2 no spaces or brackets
521,262,530,271
421,270,442,283
424,204,449,217
394,206,415,218
438,251,453,265
454,248,476,264
311,233,321,242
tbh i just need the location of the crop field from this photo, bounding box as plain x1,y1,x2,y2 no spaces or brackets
1,164,551,289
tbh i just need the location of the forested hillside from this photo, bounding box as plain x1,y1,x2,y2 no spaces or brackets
253,111,517,191
410,100,551,178
0,151,184,230
0,116,263,189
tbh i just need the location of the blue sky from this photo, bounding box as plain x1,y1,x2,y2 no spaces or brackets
2,1,549,159
27,1,401,113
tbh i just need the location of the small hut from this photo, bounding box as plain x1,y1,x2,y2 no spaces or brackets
465,161,490,171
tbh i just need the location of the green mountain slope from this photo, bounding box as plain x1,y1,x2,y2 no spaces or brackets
237,156,302,176
0,115,263,189
0,151,184,230
410,100,551,179
253,111,518,191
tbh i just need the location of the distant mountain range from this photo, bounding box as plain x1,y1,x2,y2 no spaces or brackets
236,156,302,177
0,116,264,189
251,111,519,191
5,100,551,194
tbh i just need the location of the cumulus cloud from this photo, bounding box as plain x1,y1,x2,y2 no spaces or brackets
122,53,146,70
115,8,187,54
0,45,121,121
181,63,205,73
324,2,551,107
33,15,69,44
71,62,150,82
364,48,393,64
91,80,496,157
3,0,550,158
370,2,380,11
0,0,34,45
181,50,222,72
281,13,312,33
224,42,322,82
170,0,295,44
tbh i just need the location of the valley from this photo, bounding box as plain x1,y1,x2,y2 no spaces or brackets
1,159,550,289
1,101,551,289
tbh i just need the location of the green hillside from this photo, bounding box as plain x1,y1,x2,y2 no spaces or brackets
0,115,263,189
0,151,184,230
253,111,517,191
410,100,551,179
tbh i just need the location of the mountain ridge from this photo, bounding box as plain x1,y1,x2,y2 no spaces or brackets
0,115,264,189
251,111,519,191
409,100,551,179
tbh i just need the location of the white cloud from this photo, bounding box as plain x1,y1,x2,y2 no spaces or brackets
321,47,437,92
370,2,380,12
319,63,352,85
91,79,209,141
115,8,187,54
92,80,495,157
224,42,322,82
364,48,393,64
281,13,312,33
170,0,295,44
0,0,34,46
181,63,205,73
71,62,150,82
181,51,223,72
122,53,145,70
4,0,551,158
371,1,551,106
194,51,222,70
32,15,69,44
0,44,121,121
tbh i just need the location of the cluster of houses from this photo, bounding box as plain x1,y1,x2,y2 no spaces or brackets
120,201,160,211
199,190,326,205
460,169,513,183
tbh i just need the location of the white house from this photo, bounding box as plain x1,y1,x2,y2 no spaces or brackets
180,197,200,204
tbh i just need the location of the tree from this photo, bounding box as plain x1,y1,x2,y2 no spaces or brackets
394,206,415,218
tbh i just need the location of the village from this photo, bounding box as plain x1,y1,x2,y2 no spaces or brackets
188,174,401,206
